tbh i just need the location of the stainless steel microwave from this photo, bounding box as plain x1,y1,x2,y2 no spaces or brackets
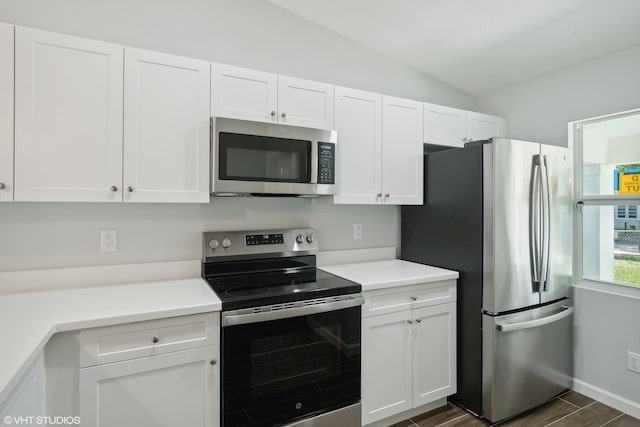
211,117,337,197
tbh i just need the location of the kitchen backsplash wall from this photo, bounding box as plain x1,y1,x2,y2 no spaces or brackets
0,0,475,110
0,199,399,272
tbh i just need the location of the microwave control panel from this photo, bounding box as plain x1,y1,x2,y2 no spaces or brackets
317,142,335,185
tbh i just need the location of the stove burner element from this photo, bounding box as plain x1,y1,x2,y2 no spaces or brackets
225,286,271,298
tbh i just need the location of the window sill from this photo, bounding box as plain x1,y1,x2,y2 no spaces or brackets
573,278,640,300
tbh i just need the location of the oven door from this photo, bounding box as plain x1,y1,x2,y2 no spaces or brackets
221,300,362,427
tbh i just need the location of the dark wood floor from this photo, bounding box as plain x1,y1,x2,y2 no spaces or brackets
391,391,640,427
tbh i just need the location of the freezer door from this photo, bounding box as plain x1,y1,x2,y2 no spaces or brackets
540,145,573,304
482,300,573,423
483,139,541,313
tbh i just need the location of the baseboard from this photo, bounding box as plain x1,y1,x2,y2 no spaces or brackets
572,379,640,419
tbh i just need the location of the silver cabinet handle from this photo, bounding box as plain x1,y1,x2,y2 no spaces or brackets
411,296,418,301
416,319,422,323
110,186,118,192
376,193,382,198
406,320,413,324
152,336,159,344
281,112,287,118
0,183,5,190
384,193,390,198
462,137,468,142
210,358,217,365
127,186,134,192
270,110,276,117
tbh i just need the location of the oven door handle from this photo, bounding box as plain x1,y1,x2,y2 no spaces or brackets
222,294,364,327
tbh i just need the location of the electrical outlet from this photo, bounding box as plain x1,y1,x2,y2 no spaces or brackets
100,230,117,252
628,351,640,374
353,224,362,240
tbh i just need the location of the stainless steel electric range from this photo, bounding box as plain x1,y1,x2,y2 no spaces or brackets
202,228,363,427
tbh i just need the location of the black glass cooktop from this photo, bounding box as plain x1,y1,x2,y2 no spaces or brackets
204,256,360,311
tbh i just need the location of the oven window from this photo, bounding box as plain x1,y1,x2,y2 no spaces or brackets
219,132,311,183
222,307,361,427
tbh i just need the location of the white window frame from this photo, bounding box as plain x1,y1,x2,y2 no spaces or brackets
572,107,640,299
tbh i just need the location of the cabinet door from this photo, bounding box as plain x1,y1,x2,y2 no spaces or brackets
466,111,507,142
361,311,413,425
0,353,45,420
382,96,424,205
211,63,277,124
14,27,124,202
333,86,381,204
124,48,210,203
277,75,334,129
423,103,467,148
412,303,456,407
0,23,13,202
79,345,220,427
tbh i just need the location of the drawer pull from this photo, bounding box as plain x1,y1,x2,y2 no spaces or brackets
152,336,160,344
411,296,418,301
210,358,217,365
416,319,422,323
406,320,413,324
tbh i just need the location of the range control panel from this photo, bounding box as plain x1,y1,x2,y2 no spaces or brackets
203,228,319,261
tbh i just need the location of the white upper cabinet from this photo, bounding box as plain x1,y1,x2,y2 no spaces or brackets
382,96,424,205
0,23,13,202
423,103,467,148
211,64,334,129
14,27,124,202
211,63,277,124
466,111,507,141
333,86,382,204
424,104,507,147
124,48,210,203
277,75,334,129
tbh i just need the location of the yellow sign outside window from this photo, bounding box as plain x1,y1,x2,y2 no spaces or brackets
619,172,640,194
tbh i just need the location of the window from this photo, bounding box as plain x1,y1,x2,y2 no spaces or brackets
576,109,640,287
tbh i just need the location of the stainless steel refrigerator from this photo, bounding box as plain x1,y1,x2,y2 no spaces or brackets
401,138,573,423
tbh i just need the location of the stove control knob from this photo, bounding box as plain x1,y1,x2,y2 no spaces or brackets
296,235,304,244
221,238,231,248
306,234,314,243
208,239,219,250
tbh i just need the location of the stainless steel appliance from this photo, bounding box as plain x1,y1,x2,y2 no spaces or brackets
202,228,362,427
211,118,337,197
401,138,573,423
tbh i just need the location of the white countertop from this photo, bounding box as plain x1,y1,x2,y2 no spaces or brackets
320,259,458,291
0,275,221,405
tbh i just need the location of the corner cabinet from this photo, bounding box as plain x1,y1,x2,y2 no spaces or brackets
334,88,423,205
14,26,124,202
76,313,220,427
123,48,210,203
0,23,13,202
361,282,456,425
424,103,506,148
211,63,334,129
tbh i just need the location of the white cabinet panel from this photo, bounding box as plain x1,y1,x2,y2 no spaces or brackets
0,353,45,420
277,75,334,129
79,346,219,427
361,311,413,425
211,63,277,124
423,103,467,148
413,303,457,407
467,111,507,141
0,23,13,202
382,96,423,205
14,27,124,202
124,48,210,203
333,86,381,204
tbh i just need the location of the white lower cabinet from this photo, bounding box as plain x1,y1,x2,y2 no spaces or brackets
0,353,45,421
361,284,456,426
79,345,219,427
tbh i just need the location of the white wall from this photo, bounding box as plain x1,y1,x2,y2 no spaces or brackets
477,43,640,146
477,43,640,413
0,0,477,274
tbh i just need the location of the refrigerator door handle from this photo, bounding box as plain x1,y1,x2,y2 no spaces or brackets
496,306,574,332
529,155,541,286
540,155,551,291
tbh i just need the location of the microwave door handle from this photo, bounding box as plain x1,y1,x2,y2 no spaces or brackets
310,140,317,183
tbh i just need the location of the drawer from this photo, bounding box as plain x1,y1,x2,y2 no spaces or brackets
362,280,456,318
75,312,220,367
